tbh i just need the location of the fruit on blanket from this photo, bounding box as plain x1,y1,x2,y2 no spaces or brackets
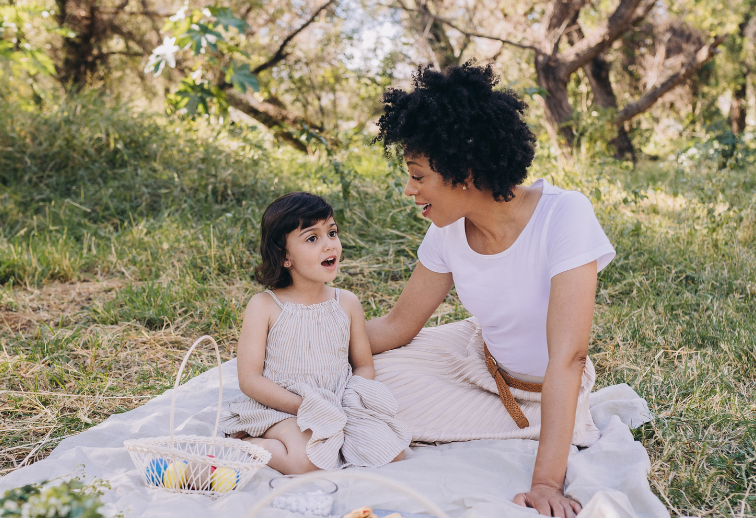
163,461,188,489
145,458,168,486
343,507,373,518
210,467,239,492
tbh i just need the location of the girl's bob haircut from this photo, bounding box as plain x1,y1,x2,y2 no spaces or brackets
255,192,335,289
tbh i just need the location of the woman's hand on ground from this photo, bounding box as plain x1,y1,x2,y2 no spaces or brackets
513,484,582,517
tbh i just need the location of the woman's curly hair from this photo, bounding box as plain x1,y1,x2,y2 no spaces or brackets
374,61,536,202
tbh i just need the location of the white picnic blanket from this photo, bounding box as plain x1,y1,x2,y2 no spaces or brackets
0,359,668,518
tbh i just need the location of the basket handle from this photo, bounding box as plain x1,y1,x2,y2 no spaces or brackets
246,471,451,518
169,335,223,449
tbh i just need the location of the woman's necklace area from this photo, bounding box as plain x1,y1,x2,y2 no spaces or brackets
465,187,535,255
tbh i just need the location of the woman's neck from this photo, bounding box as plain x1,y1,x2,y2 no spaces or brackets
463,184,543,255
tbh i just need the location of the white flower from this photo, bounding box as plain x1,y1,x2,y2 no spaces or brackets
169,6,187,22
190,67,203,82
144,37,180,76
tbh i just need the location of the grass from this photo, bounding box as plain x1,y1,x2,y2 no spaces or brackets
1,91,755,517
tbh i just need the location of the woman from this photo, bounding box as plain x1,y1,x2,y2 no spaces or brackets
365,63,615,518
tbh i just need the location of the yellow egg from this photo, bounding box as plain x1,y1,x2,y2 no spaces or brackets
163,461,188,489
210,467,238,492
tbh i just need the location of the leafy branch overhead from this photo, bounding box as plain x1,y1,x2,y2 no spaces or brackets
144,1,335,152
144,5,254,117
0,5,74,81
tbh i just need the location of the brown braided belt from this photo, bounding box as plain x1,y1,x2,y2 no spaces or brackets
483,344,543,429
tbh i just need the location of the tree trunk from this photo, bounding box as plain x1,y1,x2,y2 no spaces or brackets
729,18,751,135
566,20,636,161
56,0,100,87
730,79,747,134
533,0,652,157
536,55,575,152
426,16,460,69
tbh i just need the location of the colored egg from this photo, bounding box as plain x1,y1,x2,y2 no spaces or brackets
186,460,215,490
210,467,239,492
145,458,168,486
163,461,188,489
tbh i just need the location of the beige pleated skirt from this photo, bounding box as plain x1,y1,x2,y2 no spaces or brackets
373,317,601,447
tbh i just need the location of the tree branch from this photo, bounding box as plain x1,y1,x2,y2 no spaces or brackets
616,35,726,125
251,0,336,75
555,0,655,80
404,8,540,53
223,89,333,152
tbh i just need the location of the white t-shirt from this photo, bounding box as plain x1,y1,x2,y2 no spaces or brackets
417,179,616,377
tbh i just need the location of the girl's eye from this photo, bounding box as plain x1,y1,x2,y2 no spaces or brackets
306,235,317,243
329,230,338,237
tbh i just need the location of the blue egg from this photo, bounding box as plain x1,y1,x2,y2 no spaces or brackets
146,458,169,485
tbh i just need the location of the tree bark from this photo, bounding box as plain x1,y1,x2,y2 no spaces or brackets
729,18,751,135
730,78,747,134
225,89,336,153
566,19,635,161
56,0,100,87
616,35,726,124
534,0,653,156
535,56,575,150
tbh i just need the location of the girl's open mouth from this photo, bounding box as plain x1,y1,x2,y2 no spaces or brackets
321,256,337,268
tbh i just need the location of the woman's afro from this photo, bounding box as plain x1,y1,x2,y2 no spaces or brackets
374,61,536,202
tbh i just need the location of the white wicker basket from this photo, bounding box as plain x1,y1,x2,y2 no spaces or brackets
124,335,271,498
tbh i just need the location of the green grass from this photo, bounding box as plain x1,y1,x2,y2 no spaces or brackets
1,91,755,516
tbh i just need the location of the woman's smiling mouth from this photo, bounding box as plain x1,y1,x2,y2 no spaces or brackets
421,203,431,217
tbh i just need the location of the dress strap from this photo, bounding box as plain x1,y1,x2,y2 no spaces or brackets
334,288,340,302
265,290,285,309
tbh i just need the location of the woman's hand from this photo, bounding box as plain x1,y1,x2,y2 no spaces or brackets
514,484,582,517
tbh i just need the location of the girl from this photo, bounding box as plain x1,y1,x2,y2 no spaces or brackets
220,192,411,474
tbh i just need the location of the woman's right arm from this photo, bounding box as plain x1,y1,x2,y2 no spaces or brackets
236,293,303,415
365,262,454,354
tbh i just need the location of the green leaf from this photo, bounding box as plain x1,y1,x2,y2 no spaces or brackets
165,17,192,37
208,7,249,32
167,77,227,117
11,48,56,76
177,23,223,55
225,63,259,93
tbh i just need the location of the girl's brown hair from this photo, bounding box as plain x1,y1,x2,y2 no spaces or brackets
254,192,334,289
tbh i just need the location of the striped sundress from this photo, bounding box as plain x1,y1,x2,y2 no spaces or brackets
219,289,411,470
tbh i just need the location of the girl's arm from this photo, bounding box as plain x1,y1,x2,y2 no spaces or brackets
341,290,375,380
513,260,598,518
236,293,303,416
365,263,454,354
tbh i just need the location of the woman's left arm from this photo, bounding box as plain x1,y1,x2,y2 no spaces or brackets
514,260,598,518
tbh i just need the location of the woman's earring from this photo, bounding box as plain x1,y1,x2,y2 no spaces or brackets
462,185,468,190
